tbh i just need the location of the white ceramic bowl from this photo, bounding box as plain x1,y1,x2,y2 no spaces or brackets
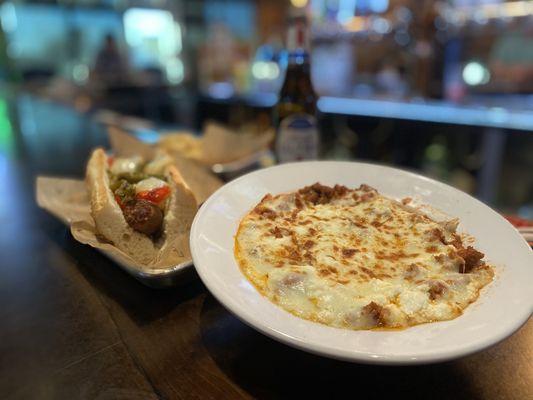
190,161,533,365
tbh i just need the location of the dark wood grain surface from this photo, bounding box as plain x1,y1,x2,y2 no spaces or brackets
0,93,531,400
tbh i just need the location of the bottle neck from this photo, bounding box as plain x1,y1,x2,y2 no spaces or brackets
286,20,310,65
288,49,309,66
279,18,316,102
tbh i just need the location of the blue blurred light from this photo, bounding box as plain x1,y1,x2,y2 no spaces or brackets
370,0,389,13
208,82,234,99
337,0,356,23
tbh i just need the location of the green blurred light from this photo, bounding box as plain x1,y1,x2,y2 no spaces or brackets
425,143,445,162
72,64,89,83
0,98,15,155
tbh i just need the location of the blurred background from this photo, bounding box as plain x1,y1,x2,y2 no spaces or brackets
0,0,532,216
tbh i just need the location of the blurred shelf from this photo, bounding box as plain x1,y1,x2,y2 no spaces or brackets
23,79,533,133
197,91,533,132
318,97,533,132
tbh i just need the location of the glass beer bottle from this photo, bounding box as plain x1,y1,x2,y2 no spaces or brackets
275,17,319,163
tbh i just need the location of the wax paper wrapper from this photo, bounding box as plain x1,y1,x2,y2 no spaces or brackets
158,121,274,165
35,176,192,273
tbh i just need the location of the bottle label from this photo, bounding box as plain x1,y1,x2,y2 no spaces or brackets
276,114,319,163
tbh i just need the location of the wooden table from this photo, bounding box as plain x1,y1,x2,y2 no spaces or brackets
1,94,531,399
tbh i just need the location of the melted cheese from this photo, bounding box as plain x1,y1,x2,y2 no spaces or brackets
234,184,494,330
135,177,168,194
110,156,143,175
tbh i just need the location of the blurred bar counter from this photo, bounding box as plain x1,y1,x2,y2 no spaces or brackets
197,91,533,206
197,90,533,130
318,96,533,132
3,82,532,215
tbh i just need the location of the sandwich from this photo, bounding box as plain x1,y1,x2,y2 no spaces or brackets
86,148,197,264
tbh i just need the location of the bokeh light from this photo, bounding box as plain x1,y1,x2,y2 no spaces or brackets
462,62,490,86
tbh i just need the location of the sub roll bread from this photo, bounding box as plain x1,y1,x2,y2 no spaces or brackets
86,148,197,264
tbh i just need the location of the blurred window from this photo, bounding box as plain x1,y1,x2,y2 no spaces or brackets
1,3,123,79
204,0,255,40
123,8,183,84
2,4,67,70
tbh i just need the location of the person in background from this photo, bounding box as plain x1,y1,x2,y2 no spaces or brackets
489,21,533,91
92,34,128,86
